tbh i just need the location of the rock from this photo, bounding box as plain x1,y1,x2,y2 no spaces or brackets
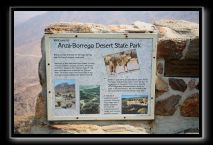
50,124,148,134
157,37,199,60
45,21,158,34
157,26,184,39
101,125,148,134
188,79,196,90
155,95,181,116
180,93,199,117
109,24,136,33
155,76,168,97
33,37,48,125
133,21,156,33
164,59,199,77
184,38,199,59
155,90,165,98
38,37,46,87
156,76,169,92
156,59,164,76
157,39,187,59
157,62,164,75
34,93,47,121
154,19,199,39
109,21,157,33
45,22,111,34
169,78,187,92
155,76,169,97
14,114,34,134
50,124,100,133
155,19,199,60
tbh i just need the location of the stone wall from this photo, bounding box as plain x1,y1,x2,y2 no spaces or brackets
31,20,199,134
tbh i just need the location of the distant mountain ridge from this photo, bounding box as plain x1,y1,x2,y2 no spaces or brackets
55,83,75,94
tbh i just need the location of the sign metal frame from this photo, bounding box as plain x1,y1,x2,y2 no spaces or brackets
45,33,157,120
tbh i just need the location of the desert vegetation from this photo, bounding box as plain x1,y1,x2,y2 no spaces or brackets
54,82,75,109
80,85,100,114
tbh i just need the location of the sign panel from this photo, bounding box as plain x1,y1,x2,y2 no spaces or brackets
45,33,157,120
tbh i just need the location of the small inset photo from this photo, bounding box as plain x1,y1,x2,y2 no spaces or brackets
122,95,148,114
80,85,100,114
54,80,76,110
104,49,140,75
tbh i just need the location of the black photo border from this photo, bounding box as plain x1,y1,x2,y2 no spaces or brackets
1,1,209,144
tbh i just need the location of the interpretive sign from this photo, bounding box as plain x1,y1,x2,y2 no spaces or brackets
45,33,157,120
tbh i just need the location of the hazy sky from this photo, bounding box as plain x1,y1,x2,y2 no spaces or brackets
14,11,199,27
54,80,75,86
14,11,47,26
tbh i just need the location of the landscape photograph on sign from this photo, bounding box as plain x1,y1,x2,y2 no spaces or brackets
80,85,100,114
54,80,76,110
122,95,148,114
104,49,140,75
